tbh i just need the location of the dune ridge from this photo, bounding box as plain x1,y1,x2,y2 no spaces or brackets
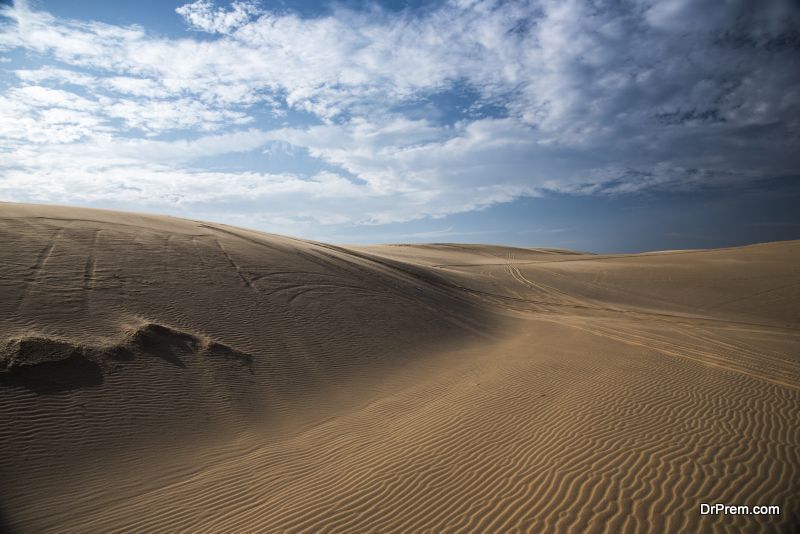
1,203,798,533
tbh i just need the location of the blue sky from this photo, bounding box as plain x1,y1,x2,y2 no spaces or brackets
0,0,798,252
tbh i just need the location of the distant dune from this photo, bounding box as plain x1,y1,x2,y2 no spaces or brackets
1,203,798,533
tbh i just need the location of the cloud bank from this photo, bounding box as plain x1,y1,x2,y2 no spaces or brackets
0,0,798,236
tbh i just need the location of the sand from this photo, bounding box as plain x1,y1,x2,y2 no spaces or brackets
0,202,798,533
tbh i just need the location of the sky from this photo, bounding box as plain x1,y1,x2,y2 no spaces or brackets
0,0,798,253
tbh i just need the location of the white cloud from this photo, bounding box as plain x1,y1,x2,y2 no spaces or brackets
104,98,253,133
176,0,261,34
11,85,97,111
269,116,543,194
15,66,97,86
103,76,169,98
0,82,251,138
0,86,109,144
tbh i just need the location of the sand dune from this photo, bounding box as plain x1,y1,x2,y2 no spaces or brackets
1,203,798,532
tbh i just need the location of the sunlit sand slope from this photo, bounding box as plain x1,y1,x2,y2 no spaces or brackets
1,203,798,533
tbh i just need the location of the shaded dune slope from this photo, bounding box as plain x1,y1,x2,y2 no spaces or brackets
1,203,799,533
0,204,492,528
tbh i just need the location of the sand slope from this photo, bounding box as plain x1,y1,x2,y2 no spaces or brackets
1,203,798,533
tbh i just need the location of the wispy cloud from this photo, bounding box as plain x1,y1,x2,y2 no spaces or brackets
176,0,261,34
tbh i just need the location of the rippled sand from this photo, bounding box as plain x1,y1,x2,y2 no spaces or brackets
1,202,798,532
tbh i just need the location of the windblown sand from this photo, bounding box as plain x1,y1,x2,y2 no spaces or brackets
1,203,798,533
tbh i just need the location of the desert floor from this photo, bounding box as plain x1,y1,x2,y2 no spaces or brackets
1,203,798,532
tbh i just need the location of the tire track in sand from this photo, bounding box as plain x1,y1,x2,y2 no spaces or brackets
16,227,65,311
214,238,258,292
